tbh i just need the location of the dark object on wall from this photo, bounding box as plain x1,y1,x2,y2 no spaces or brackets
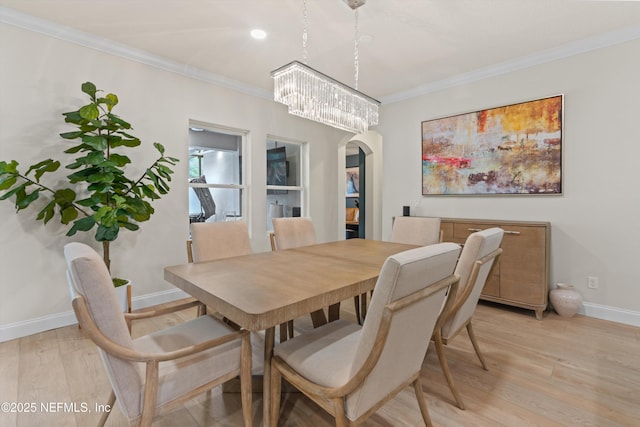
190,175,216,221
292,206,301,217
267,146,288,194
403,206,410,216
422,94,563,195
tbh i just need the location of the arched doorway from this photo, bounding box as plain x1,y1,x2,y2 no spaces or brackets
337,131,383,241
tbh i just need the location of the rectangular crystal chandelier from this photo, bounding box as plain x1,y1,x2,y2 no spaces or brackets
271,60,380,134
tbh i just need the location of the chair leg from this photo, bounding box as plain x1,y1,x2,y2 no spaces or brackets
270,364,282,427
466,321,488,370
333,397,348,427
240,333,253,427
140,361,160,427
413,378,433,427
361,292,369,321
328,303,341,322
310,309,328,328
354,295,362,325
433,331,466,410
97,390,116,427
287,320,294,339
279,323,289,343
197,302,207,316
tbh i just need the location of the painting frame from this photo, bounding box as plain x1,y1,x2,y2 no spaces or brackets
421,95,563,196
346,167,360,198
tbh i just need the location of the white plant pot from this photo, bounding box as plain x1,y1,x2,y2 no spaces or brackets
114,281,131,313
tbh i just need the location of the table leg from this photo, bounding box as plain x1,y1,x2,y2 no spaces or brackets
263,327,275,427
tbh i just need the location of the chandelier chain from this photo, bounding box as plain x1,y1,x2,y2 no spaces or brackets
302,0,308,64
354,8,359,90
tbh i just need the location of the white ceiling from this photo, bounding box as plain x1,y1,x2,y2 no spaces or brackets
1,1,640,103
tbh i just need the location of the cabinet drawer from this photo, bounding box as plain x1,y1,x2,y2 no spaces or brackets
452,222,494,239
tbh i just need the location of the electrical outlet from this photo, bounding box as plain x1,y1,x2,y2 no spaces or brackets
587,276,599,289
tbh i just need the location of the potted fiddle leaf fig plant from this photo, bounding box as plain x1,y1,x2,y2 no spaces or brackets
0,81,179,299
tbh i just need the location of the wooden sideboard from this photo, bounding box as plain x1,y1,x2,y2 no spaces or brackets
439,217,550,320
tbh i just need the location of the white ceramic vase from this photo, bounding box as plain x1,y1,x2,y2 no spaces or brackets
549,283,582,317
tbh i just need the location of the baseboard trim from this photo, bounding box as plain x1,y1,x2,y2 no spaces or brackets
578,302,640,327
3,294,638,342
0,289,190,343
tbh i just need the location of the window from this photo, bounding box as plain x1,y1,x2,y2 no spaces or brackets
189,122,247,223
266,137,307,231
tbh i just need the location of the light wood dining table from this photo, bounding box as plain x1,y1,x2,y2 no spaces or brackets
164,238,417,426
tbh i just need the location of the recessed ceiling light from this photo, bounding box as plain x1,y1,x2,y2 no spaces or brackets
251,29,267,40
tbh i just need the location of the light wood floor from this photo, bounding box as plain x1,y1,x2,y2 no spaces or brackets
1,301,639,427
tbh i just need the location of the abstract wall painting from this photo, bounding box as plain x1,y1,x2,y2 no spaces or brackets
346,167,360,197
421,95,563,195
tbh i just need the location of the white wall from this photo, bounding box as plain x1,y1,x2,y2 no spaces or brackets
0,22,347,338
377,38,640,316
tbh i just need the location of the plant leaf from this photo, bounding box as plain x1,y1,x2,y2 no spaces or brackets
67,216,95,236
79,104,99,120
17,189,40,209
81,82,97,97
36,200,56,224
60,205,79,224
107,153,130,167
0,176,17,191
54,188,76,206
95,223,119,242
0,182,27,201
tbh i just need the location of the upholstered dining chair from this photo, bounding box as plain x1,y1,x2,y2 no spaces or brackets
270,217,331,332
433,227,503,410
342,216,446,325
270,243,462,427
64,242,253,427
187,220,252,263
391,216,442,246
185,221,255,318
188,220,294,341
271,217,317,250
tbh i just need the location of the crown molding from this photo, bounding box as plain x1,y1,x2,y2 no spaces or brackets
0,6,273,101
2,6,640,112
380,24,640,104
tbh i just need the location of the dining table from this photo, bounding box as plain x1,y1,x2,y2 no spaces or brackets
164,238,418,426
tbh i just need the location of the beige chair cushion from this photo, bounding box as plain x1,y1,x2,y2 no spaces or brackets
190,220,252,262
441,227,504,339
132,315,241,416
272,217,317,250
391,216,441,246
273,320,361,387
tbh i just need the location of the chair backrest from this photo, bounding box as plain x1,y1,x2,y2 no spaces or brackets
189,220,252,262
391,216,441,246
271,217,317,250
346,242,461,420
441,227,504,339
64,242,143,418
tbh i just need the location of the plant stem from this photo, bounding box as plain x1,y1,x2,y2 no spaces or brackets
102,241,111,271
16,173,92,217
